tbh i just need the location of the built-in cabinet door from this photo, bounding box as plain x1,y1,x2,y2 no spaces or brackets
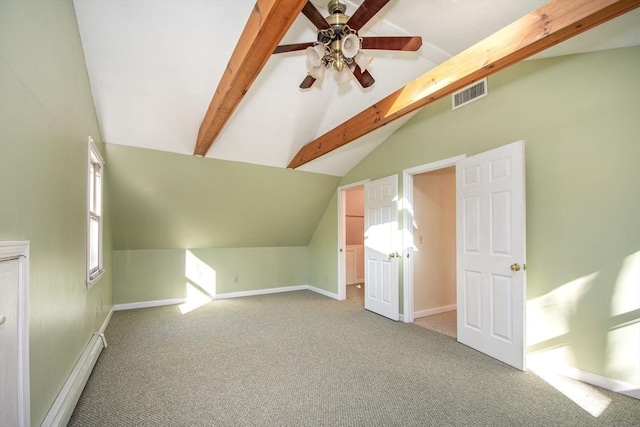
0,258,20,425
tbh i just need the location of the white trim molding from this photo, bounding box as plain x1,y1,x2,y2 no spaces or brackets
414,304,457,319
113,298,186,311
214,285,308,300
306,285,340,300
0,241,30,427
41,334,106,427
99,308,114,334
558,365,639,400
112,285,341,312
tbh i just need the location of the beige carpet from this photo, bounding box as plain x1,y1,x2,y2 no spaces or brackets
414,310,457,338
69,291,640,426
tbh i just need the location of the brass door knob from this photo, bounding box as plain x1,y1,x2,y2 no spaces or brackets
510,263,521,271
389,252,400,258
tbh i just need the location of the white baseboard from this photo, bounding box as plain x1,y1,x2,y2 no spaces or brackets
111,285,342,310
306,285,340,300
99,307,114,334
214,285,308,300
113,298,186,311
414,304,456,319
558,365,639,400
41,333,106,427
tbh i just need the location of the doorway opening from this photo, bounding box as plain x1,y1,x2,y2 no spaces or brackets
411,166,457,338
337,181,368,306
403,143,526,369
402,155,464,330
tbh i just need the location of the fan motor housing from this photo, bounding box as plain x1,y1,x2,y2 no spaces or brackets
327,0,346,14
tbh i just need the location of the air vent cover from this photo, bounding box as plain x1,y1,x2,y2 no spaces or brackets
452,78,488,110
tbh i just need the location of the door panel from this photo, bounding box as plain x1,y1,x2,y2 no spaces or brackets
463,196,481,252
457,141,526,370
491,274,512,341
464,271,482,330
364,175,399,321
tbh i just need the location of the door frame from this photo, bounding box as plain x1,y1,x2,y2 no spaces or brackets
337,180,369,301
401,155,465,324
0,240,30,427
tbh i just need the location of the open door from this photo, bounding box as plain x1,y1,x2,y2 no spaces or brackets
456,141,526,370
364,175,399,321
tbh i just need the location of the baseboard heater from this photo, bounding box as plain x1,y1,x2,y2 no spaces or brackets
41,333,107,427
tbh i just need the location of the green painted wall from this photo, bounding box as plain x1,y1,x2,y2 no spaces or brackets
114,249,185,304
114,247,309,304
308,47,640,385
308,193,339,293
106,143,340,250
107,143,338,305
0,1,113,424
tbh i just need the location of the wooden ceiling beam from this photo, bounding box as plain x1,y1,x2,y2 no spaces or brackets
288,0,639,169
194,0,307,157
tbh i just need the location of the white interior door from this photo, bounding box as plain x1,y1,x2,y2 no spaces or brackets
456,141,526,370
364,175,399,321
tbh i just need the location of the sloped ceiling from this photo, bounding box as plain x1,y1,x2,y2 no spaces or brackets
106,143,341,250
74,1,639,177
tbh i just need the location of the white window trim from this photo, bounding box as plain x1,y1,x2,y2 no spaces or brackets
86,136,105,287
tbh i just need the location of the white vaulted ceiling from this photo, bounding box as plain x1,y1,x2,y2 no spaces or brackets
73,1,640,176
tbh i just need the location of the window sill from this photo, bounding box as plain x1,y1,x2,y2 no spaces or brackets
86,268,105,289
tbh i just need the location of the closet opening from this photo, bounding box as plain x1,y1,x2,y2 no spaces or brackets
412,166,457,337
337,182,367,306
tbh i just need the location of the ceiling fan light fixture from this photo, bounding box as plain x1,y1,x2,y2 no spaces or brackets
330,39,346,72
305,45,325,68
341,34,360,59
273,1,422,89
354,51,372,72
336,66,352,85
308,64,326,80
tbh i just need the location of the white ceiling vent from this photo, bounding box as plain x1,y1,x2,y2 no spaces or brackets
452,78,488,110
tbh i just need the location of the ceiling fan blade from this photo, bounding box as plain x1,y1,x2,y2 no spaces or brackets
361,36,422,51
299,75,316,89
349,64,375,88
302,1,330,30
346,0,391,31
274,42,316,54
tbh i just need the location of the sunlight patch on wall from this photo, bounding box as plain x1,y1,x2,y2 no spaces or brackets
527,272,598,351
399,196,419,252
180,250,217,314
606,251,640,385
610,251,639,316
526,273,599,388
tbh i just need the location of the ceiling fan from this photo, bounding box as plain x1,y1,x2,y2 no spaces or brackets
273,0,422,89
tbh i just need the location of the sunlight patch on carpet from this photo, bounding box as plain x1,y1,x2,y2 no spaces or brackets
180,250,216,314
528,359,612,418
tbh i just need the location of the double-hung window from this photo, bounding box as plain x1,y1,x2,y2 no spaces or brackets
87,137,104,286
